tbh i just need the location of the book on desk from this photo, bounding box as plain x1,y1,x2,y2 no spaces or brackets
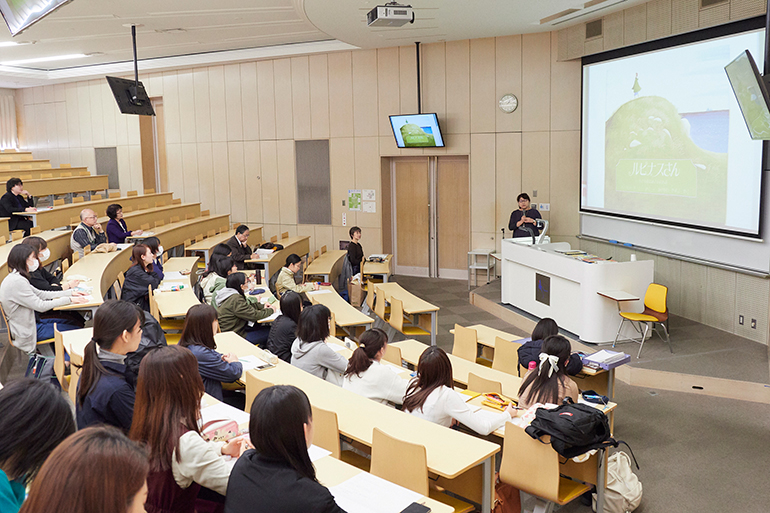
582,350,630,370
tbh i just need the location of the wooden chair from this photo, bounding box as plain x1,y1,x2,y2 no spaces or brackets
371,428,474,513
155,220,165,228
70,216,80,225
232,222,240,230
172,198,182,204
170,216,180,223
138,203,149,210
184,239,192,248
60,163,71,168
245,372,272,412
83,245,91,256
201,210,210,217
53,199,65,206
467,372,502,395
73,196,84,203
155,201,166,207
195,234,204,243
29,226,41,235
329,312,346,338
109,192,121,198
72,252,80,263
492,336,525,377
321,245,327,254
452,324,478,363
40,173,53,178
613,283,672,357
499,424,591,513
59,171,72,177
311,405,371,470
144,188,156,194
79,171,90,176
148,285,185,333
389,298,430,337
127,190,138,196
10,230,24,241
140,223,150,230
207,229,216,238
362,282,375,315
270,235,278,243
117,271,126,290
53,325,69,390
382,343,402,366
92,194,103,200
186,213,195,220
281,231,289,239
373,289,390,325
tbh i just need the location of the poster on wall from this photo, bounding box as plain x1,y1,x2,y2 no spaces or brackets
348,190,362,211
363,201,376,213
363,189,376,201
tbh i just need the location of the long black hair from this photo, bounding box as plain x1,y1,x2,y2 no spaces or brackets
531,317,558,342
297,304,330,343
517,335,571,405
344,328,387,378
279,291,302,325
225,272,247,297
402,346,454,413
8,244,35,279
250,385,316,481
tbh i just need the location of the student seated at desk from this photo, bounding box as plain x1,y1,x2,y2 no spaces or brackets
342,328,408,406
266,291,302,363
0,379,75,513
276,253,319,300
0,177,35,237
517,335,580,410
291,304,347,385
0,245,88,354
208,243,232,271
130,346,247,513
142,236,165,281
517,318,583,375
19,427,149,513
347,226,364,275
77,300,145,431
201,257,237,306
121,244,162,312
403,347,515,436
179,304,243,405
226,225,259,270
215,272,276,347
225,385,345,513
70,208,108,258
105,203,143,244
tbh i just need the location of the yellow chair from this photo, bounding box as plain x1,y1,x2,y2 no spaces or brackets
499,424,591,513
492,336,524,376
613,283,672,357
371,428,474,513
467,372,502,395
388,298,430,337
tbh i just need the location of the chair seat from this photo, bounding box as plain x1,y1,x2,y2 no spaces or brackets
476,357,492,368
401,326,431,336
165,334,182,345
340,450,371,472
620,312,660,322
160,319,186,331
556,476,592,505
428,489,475,513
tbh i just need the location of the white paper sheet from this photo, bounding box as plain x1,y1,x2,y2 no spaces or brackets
331,344,349,354
66,274,91,282
258,310,280,323
238,354,273,372
307,289,333,296
162,271,186,281
200,401,251,427
308,445,332,462
385,364,405,375
328,471,422,513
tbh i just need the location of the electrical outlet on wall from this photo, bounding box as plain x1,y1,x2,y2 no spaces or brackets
739,315,744,325
751,318,757,329
539,203,550,211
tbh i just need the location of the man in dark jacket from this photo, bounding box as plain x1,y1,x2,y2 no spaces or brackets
0,177,35,235
226,224,258,270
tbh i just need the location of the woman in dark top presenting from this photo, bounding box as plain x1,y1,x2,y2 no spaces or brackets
224,385,345,513
346,226,364,275
508,192,542,239
0,178,35,236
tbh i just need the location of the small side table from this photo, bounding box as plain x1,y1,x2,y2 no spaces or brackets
468,249,495,289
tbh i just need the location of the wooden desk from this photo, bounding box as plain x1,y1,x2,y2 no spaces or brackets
0,151,33,162
0,217,8,242
307,287,373,337
81,203,201,232
373,283,439,346
304,250,346,284
246,235,310,279
128,214,231,252
185,226,263,266
0,230,70,281
0,158,50,168
154,288,199,318
216,332,500,513
0,166,88,180
24,175,109,202
59,244,133,311
363,255,392,282
15,193,174,231
163,257,201,288
392,339,523,398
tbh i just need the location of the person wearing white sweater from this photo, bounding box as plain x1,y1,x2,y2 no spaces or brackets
0,244,88,353
403,346,516,436
130,345,249,513
342,328,408,406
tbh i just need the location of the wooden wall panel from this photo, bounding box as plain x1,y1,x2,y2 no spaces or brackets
128,144,143,192
352,50,379,138
647,0,673,40
224,64,244,142
89,82,105,148
399,46,418,116
354,137,380,229
77,82,93,147
177,70,196,144
260,141,280,224
227,141,247,222
624,4,647,46
421,43,446,124
603,11,625,51
328,53,354,138
100,85,117,148
193,69,212,143
243,141,263,224
273,59,294,140
257,61,277,140
290,57,311,140
180,142,198,202
308,55,330,139
165,143,184,201
212,142,231,217
376,47,400,136
495,35,522,133
672,0,699,34
276,139,297,225
209,67,228,143
240,62,259,141
495,132,522,239
521,132,550,205
470,133,496,233
64,84,80,148
550,31,581,132
699,3,730,27
162,72,180,145
445,40,470,134
521,33,551,133
197,142,215,214
330,138,355,228
116,146,131,194
470,38,496,134
549,131,580,237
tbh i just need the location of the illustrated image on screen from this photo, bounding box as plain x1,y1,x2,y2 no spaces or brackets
724,50,770,140
581,27,765,236
389,113,445,148
0,0,72,35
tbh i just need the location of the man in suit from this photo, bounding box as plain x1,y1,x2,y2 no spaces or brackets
226,224,258,270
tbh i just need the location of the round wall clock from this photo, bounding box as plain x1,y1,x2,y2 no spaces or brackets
499,93,518,113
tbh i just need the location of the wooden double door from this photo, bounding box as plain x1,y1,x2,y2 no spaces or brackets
392,156,469,279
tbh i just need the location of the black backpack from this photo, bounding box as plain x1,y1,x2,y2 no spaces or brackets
525,399,639,468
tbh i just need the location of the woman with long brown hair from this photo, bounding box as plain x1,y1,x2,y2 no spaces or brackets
403,346,515,436
130,345,246,513
76,300,145,431
19,427,149,513
342,328,408,406
121,243,162,311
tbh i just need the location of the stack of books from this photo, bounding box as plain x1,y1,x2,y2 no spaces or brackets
582,350,630,370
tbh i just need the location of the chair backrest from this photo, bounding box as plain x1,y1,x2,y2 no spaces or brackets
144,188,155,194
79,170,90,177
201,210,210,217
127,190,138,196
365,284,375,311
320,245,327,254
281,231,289,239
141,223,150,230
172,198,182,205
0,302,13,344
270,235,278,243
59,171,72,177
53,325,67,389
492,336,524,376
232,222,240,230
374,289,387,321
382,343,402,366
499,424,561,503
148,285,160,322
207,229,216,238
60,163,71,168
40,173,53,178
310,405,341,458
467,372,502,395
83,245,91,255
155,220,165,227
92,194,103,200
313,250,319,259
109,192,121,198
452,324,478,362
139,203,149,210
155,201,166,208
170,216,180,223
388,297,405,332
370,427,429,496
195,234,204,243
30,226,41,235
53,199,65,206
245,371,272,412
186,213,196,220
184,239,192,248
73,196,84,203
644,283,668,314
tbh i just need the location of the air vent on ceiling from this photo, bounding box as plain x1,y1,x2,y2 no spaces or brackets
585,19,603,39
700,0,728,7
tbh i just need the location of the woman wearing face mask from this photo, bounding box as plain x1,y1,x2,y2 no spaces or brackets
121,244,162,312
142,236,165,281
0,245,88,353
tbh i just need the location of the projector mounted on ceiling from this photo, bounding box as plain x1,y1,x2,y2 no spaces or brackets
367,2,414,27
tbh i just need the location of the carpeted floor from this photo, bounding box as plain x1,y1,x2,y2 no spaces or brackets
389,275,770,513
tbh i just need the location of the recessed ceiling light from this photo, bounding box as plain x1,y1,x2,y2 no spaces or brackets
0,53,89,66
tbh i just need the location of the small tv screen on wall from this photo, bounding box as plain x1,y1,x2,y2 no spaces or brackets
389,113,445,148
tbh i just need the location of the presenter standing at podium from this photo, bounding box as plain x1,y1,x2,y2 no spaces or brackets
508,193,542,238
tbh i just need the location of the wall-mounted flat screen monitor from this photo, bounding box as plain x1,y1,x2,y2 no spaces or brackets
0,0,72,36
106,76,155,116
724,49,770,140
389,113,445,148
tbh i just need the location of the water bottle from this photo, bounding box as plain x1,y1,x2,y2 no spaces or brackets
528,360,537,371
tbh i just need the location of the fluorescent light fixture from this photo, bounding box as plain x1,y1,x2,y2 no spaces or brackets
0,42,18,47
0,53,88,66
